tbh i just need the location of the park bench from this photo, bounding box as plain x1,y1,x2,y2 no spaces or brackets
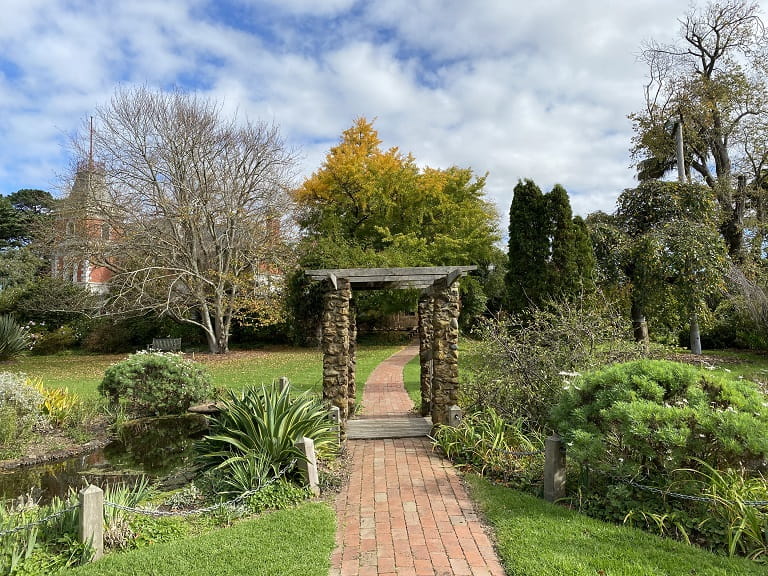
150,337,182,352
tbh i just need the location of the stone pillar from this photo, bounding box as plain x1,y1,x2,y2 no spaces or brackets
418,292,434,417
322,279,351,421
347,304,357,417
431,281,460,426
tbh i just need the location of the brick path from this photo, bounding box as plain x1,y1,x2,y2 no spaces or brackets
330,346,505,576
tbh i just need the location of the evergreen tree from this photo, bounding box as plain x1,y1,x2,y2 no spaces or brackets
507,180,595,312
506,179,550,313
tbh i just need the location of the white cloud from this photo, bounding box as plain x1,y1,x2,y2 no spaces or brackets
1,0,766,221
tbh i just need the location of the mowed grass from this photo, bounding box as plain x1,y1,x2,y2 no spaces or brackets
4,344,404,401
403,353,421,410
466,475,766,576
70,502,335,576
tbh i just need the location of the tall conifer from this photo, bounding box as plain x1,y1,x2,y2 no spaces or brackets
506,179,550,312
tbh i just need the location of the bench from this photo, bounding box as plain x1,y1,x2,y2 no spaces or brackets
150,337,182,352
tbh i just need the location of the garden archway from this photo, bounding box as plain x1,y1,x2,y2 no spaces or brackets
304,266,476,432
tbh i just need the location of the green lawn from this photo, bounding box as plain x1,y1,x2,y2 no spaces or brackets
70,502,335,576
403,353,421,409
465,475,766,576
4,344,402,400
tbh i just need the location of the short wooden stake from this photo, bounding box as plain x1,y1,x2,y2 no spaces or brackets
544,433,566,503
78,485,104,561
294,437,320,496
278,376,290,392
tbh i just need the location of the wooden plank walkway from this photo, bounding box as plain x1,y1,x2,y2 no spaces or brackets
346,416,432,439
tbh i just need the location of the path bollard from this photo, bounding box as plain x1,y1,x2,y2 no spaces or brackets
294,437,320,496
544,433,566,503
447,405,463,427
78,485,104,561
278,376,290,392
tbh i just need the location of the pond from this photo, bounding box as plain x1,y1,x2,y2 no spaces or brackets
0,413,209,505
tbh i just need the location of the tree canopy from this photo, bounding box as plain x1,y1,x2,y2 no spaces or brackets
294,117,500,269
630,0,768,259
63,86,296,354
591,180,729,348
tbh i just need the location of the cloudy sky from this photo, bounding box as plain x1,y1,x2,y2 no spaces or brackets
1,0,765,222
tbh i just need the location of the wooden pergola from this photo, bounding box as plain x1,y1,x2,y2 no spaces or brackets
304,266,476,434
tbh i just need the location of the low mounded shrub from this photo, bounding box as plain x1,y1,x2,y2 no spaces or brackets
30,325,78,355
552,359,768,479
99,351,213,416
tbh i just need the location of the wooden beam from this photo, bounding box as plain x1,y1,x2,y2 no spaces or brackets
304,266,478,290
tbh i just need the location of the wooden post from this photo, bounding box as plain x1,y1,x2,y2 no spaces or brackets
278,376,290,392
447,405,463,427
544,433,566,503
294,437,320,496
328,405,341,445
78,485,104,561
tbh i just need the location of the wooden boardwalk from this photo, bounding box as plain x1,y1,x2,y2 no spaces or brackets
346,415,432,439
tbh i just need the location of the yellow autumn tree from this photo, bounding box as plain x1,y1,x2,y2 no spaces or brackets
294,117,500,268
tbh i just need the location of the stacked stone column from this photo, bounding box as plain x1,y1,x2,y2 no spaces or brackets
322,279,352,424
417,293,434,417
430,281,461,426
347,305,357,418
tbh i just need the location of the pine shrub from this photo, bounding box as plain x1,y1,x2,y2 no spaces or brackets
99,351,213,416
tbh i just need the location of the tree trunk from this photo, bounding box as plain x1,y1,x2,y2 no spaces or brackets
631,299,649,351
690,313,702,355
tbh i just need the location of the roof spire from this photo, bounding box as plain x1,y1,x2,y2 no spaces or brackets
89,116,94,171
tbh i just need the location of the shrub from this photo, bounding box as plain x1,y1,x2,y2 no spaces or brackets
30,325,78,355
99,351,213,416
552,360,768,480
197,382,335,494
0,372,46,456
0,314,30,361
463,293,642,431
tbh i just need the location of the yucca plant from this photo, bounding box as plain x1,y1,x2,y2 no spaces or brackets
0,315,30,361
197,382,335,491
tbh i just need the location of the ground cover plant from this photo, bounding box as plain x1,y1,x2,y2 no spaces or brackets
466,475,767,576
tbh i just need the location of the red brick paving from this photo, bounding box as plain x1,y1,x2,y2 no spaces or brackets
330,345,505,576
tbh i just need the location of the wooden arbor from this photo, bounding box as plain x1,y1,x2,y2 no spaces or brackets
304,266,476,431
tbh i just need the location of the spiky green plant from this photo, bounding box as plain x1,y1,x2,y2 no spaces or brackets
197,382,335,490
0,315,30,361
680,460,768,560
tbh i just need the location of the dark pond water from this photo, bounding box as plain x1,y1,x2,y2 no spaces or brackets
0,414,208,504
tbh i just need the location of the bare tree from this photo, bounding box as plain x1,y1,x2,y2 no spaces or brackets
630,0,768,259
66,86,296,353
